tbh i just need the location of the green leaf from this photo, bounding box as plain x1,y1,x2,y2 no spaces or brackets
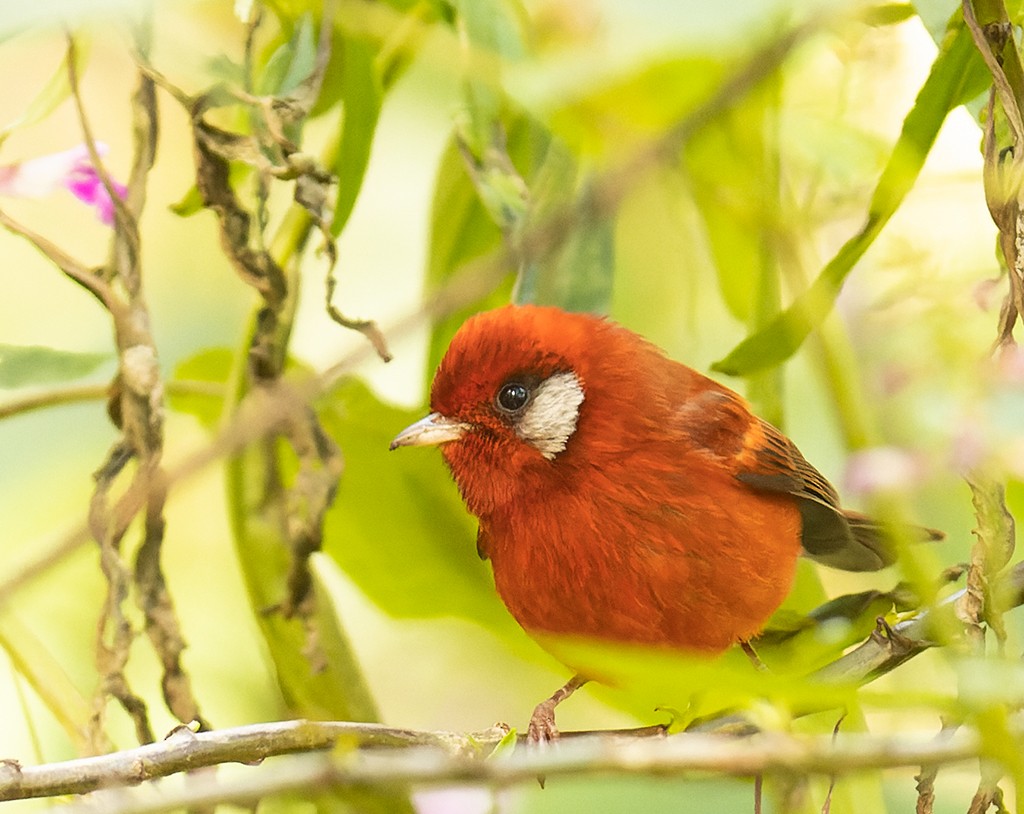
542,632,860,726
712,15,991,376
0,344,109,388
861,3,916,28
0,608,92,752
516,138,615,314
167,347,233,429
168,184,205,218
321,378,518,633
487,725,518,759
422,133,510,385
171,163,253,219
222,355,393,733
547,56,726,161
685,78,780,324
258,13,318,96
535,207,615,314
331,35,383,235
450,0,526,157
0,40,88,145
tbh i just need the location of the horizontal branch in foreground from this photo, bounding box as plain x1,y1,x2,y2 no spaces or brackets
20,720,1001,814
0,713,1007,805
5,561,1024,803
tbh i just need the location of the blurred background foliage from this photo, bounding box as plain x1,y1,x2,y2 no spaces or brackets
0,0,1021,812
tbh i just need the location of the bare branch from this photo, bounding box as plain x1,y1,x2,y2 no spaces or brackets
1,717,1016,807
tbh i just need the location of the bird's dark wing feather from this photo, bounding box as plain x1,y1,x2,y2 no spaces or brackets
681,388,941,571
735,420,895,571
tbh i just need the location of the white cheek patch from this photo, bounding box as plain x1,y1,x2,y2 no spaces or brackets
516,371,585,460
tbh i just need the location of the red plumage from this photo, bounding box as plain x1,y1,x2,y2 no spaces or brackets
392,304,932,736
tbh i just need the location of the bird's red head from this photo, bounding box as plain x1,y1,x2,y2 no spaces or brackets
391,304,697,518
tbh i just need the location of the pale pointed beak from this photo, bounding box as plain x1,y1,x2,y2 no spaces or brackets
389,412,471,450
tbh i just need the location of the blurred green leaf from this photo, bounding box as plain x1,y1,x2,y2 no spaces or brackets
258,13,317,96
168,184,205,218
167,347,233,429
321,378,518,633
527,205,615,314
225,371,416,813
548,56,726,160
861,3,916,27
0,42,88,147
422,132,511,384
0,608,92,752
487,725,518,759
450,0,526,157
712,14,991,376
516,138,615,314
171,163,253,218
757,587,899,674
913,0,958,43
0,344,109,388
685,79,779,324
544,632,861,727
331,35,382,234
227,436,380,722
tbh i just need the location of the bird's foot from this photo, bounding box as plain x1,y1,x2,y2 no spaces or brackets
528,699,561,744
527,674,588,744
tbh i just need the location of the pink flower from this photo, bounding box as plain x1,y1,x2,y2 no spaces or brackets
844,446,925,497
0,143,126,225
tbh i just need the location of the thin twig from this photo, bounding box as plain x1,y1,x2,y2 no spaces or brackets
0,381,224,422
0,208,121,314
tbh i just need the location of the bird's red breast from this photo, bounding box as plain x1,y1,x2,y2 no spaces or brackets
391,305,913,657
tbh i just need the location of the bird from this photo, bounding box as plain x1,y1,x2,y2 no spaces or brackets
390,304,938,740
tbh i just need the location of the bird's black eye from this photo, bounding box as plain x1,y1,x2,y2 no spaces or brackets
496,382,530,413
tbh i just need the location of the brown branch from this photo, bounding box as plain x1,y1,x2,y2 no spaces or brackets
0,381,224,421
87,440,154,749
0,383,109,419
281,408,344,616
963,0,1024,347
66,25,209,743
962,0,1024,142
325,273,393,362
0,717,1014,806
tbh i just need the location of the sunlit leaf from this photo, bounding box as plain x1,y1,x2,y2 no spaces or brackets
331,35,382,234
712,14,991,376
321,378,517,633
0,344,109,388
547,56,726,161
0,42,89,146
167,347,234,429
0,608,92,752
541,632,861,727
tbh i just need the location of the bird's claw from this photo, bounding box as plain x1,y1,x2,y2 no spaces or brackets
528,699,560,744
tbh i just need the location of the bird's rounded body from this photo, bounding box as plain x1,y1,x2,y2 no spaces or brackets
391,303,908,661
